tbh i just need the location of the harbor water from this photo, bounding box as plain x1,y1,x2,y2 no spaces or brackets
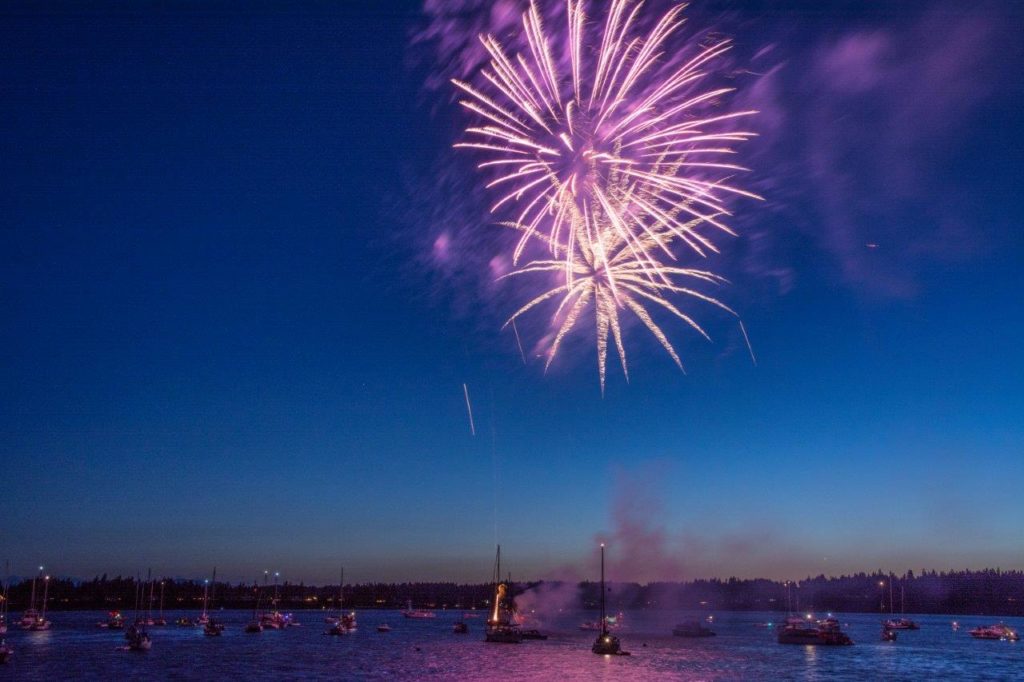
1,609,1020,680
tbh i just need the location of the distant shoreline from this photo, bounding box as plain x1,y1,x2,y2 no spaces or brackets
4,569,1023,617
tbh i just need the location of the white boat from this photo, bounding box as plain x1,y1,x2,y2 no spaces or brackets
401,599,436,619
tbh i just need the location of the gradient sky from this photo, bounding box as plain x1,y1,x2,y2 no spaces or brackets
1,0,1021,585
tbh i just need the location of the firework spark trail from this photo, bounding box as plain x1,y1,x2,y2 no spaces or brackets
511,319,528,364
462,383,477,436
454,0,760,388
739,319,757,366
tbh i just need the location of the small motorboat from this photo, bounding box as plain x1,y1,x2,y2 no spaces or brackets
101,611,125,630
881,626,898,642
673,621,716,638
175,616,194,627
453,621,468,634
969,624,1019,641
244,621,263,633
0,640,12,664
203,619,225,636
376,624,392,633
325,622,348,636
520,629,548,640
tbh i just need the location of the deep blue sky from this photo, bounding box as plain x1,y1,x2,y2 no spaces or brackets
1,0,1021,584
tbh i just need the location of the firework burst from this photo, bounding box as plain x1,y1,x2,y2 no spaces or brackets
501,214,734,389
454,0,759,388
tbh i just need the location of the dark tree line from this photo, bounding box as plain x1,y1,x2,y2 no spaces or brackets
2,569,1022,616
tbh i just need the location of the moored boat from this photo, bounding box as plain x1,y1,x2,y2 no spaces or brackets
20,567,52,630
125,622,152,651
101,611,126,629
376,623,391,633
484,545,522,644
453,621,468,634
204,618,225,636
969,624,1019,641
401,599,436,619
591,544,629,656
673,620,716,637
778,616,853,646
0,640,11,664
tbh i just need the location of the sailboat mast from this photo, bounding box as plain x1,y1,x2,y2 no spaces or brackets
40,573,50,621
159,580,165,619
210,567,217,612
339,566,344,615
600,543,607,637
889,575,894,616
147,569,154,621
29,569,39,612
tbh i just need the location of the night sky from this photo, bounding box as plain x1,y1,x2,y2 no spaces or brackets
1,0,1021,584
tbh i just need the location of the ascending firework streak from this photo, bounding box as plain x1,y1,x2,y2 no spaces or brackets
454,0,760,388
463,383,477,436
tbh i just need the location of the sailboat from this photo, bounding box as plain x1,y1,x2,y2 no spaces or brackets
125,575,152,651
883,578,920,630
203,568,225,636
259,571,294,629
244,581,263,633
198,575,211,626
19,567,43,629
326,567,354,635
484,545,521,644
591,544,628,655
27,571,52,631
